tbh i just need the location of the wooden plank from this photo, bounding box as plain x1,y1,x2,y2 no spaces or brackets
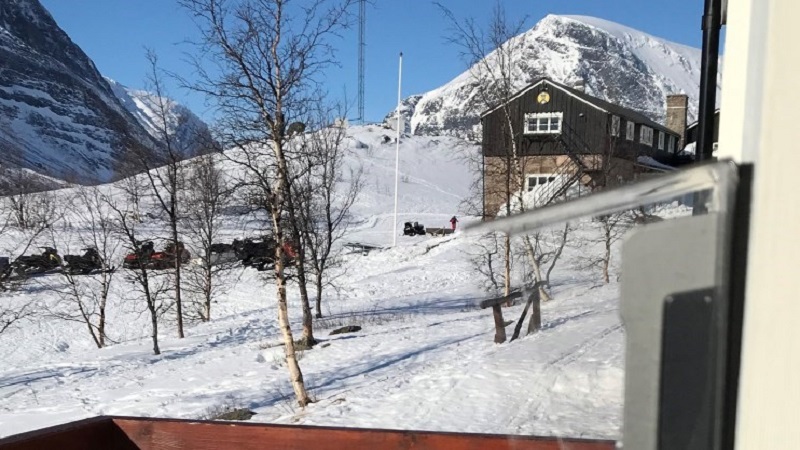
0,416,134,450
528,289,542,334
112,417,616,450
479,291,523,309
491,304,507,344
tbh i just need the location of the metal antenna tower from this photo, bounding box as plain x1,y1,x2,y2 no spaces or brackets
357,0,365,123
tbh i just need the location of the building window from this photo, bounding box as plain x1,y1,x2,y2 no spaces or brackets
626,121,635,141
658,132,665,150
640,126,653,146
526,174,557,191
611,115,620,137
668,135,675,153
524,112,563,135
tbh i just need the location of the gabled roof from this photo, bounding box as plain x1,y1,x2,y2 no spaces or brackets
480,78,679,136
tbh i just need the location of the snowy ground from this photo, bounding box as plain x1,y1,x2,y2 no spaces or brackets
0,125,672,440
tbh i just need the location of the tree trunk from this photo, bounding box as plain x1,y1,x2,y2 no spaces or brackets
296,263,316,348
172,223,184,338
140,269,160,355
314,275,323,319
204,264,212,322
503,234,511,304
86,319,101,349
603,222,612,284
521,235,552,302
150,304,160,355
98,303,106,348
275,255,311,407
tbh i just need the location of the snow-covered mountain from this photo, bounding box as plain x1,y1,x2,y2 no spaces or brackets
106,78,214,157
0,0,158,183
395,14,720,137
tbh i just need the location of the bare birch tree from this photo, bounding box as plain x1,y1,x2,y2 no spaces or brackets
179,0,355,407
0,195,32,332
183,154,233,322
293,115,362,319
47,187,118,348
130,50,194,339
106,195,168,356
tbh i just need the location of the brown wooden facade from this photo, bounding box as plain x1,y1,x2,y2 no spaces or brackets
481,78,682,161
0,416,617,450
480,78,683,217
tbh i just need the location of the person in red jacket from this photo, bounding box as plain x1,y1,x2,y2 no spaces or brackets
450,216,458,231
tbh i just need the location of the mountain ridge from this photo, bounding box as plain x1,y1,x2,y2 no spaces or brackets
388,14,720,138
0,0,157,183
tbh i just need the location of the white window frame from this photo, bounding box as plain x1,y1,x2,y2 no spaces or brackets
626,121,635,141
640,126,653,146
524,112,563,135
525,173,558,192
611,115,620,137
668,135,675,153
658,131,665,150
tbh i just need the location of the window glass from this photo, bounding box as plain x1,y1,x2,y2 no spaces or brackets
626,122,635,141
538,119,548,132
524,113,563,135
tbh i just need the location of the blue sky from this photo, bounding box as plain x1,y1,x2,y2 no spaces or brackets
40,0,710,123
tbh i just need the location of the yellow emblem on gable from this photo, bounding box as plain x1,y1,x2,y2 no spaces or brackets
537,91,551,104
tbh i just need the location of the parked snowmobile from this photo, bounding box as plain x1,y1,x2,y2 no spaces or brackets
192,243,237,267
0,257,11,281
123,241,155,270
403,222,426,236
63,248,110,275
233,236,275,271
149,242,191,270
13,247,63,276
233,236,297,271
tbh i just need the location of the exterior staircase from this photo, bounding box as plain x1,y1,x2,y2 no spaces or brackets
536,121,598,207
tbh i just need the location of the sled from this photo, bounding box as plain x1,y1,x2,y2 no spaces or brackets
425,227,454,237
343,242,384,255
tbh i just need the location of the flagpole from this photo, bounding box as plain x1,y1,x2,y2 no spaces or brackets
392,52,403,246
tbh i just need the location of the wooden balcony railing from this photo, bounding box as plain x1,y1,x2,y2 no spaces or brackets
0,416,617,450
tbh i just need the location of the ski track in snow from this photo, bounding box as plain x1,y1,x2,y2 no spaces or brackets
0,125,690,440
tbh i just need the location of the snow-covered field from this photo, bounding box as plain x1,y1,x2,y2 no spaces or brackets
0,125,645,440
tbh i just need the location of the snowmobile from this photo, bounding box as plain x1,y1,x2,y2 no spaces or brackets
191,243,238,267
149,241,191,270
63,248,111,275
12,247,63,276
122,240,155,270
233,236,276,271
403,222,426,236
0,257,11,281
233,236,297,271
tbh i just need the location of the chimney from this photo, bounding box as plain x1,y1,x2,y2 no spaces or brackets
666,94,688,149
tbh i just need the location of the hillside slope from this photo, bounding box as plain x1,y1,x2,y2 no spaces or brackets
0,125,651,440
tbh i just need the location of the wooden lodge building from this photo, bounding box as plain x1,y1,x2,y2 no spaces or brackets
481,78,692,217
